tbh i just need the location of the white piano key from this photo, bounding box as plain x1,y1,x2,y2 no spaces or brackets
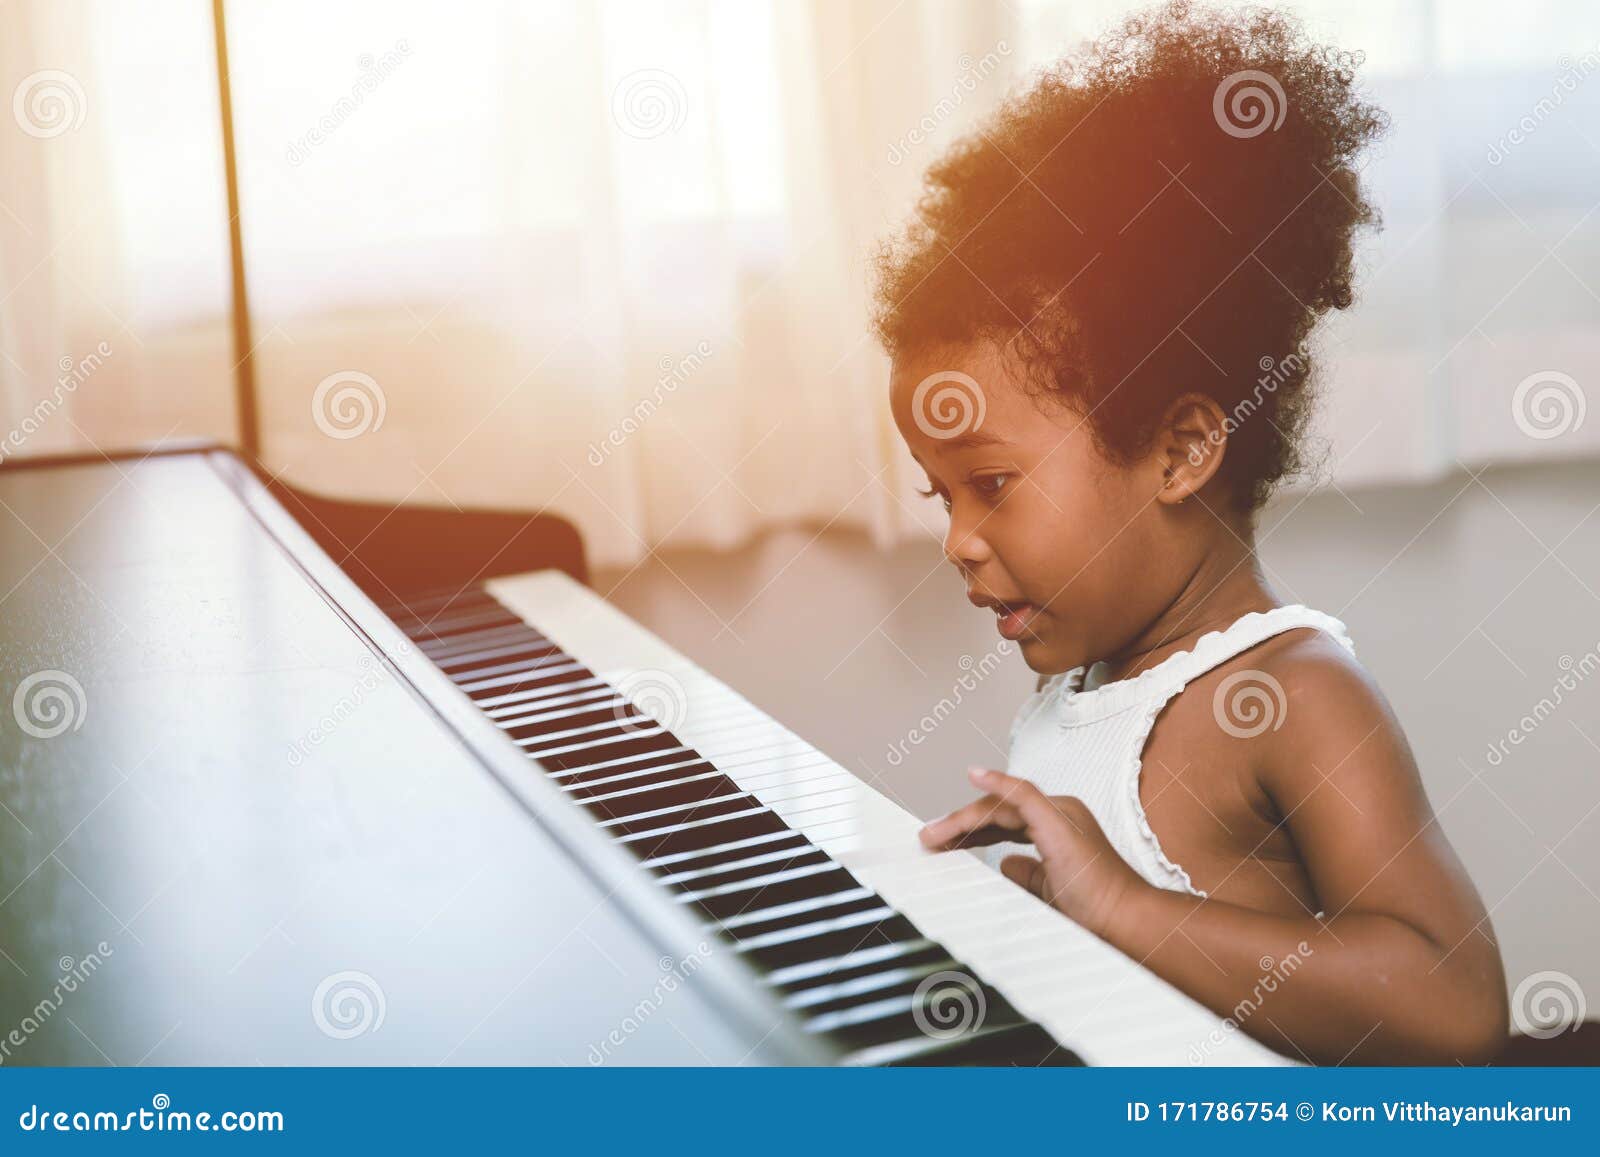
767,800,862,832
743,771,859,803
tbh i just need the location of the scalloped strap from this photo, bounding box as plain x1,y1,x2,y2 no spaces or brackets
1108,606,1354,900
996,606,1356,899
1152,604,1354,695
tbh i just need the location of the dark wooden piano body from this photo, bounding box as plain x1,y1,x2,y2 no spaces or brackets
0,446,823,1065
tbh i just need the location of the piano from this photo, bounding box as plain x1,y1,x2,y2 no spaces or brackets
0,445,1289,1066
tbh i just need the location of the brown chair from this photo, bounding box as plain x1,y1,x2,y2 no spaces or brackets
261,473,587,601
1493,1022,1598,1065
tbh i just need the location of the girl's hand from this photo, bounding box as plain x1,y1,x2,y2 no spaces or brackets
918,766,1148,937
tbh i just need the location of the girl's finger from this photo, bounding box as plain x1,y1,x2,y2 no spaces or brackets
918,795,1014,846
918,794,1025,849
999,853,1049,900
971,768,1084,864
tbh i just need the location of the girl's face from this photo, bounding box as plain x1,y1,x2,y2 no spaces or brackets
890,340,1192,675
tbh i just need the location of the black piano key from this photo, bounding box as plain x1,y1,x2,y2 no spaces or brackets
504,713,650,749
417,622,538,660
561,742,806,789
718,888,881,937
397,605,519,639
544,746,701,784
617,806,790,860
575,763,726,800
640,828,809,873
520,725,669,760
419,609,539,635
457,656,595,691
504,707,645,743
564,760,719,799
558,754,712,791
869,1021,1083,1067
479,676,614,713
654,841,828,889
786,961,960,1016
762,938,943,989
380,585,499,617
804,981,1031,1053
491,695,631,732
778,946,959,1003
579,773,743,823
436,640,564,672
451,649,574,686
530,730,683,770
410,618,528,649
598,792,754,837
501,706,650,745
484,682,616,718
683,864,860,923
425,633,550,668
738,909,921,970
381,588,501,619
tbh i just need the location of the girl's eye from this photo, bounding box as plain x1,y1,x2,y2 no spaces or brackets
915,485,952,513
973,473,1011,500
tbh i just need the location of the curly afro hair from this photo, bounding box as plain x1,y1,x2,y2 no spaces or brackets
873,1,1387,511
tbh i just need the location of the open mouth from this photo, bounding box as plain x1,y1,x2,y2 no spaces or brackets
968,591,1042,642
993,601,1041,641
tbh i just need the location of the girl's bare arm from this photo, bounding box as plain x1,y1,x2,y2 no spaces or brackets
921,646,1507,1064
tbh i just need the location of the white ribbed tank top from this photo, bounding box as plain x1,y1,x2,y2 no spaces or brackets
979,605,1355,897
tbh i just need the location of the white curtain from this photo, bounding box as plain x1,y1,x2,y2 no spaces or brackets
0,0,235,465
3,1,1598,568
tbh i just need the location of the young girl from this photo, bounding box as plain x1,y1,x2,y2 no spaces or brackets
880,2,1508,1064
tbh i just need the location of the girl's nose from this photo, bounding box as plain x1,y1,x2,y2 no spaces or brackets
943,515,993,568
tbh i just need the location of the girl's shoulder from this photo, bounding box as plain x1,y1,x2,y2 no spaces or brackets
1188,625,1414,800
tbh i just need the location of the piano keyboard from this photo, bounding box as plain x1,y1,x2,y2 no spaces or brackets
382,569,1291,1067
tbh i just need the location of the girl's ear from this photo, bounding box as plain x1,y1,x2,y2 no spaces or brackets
1154,393,1229,505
